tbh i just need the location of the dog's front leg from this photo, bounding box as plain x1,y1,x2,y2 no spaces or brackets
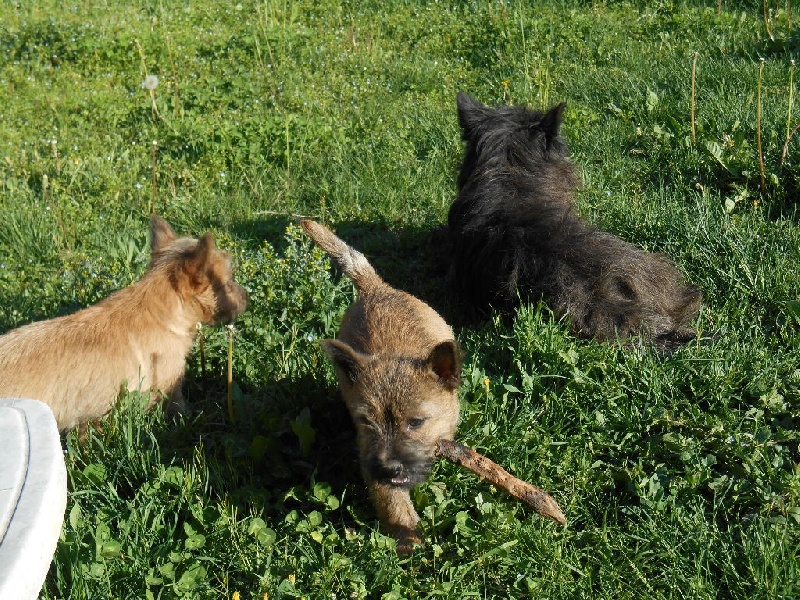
161,381,186,417
368,480,422,554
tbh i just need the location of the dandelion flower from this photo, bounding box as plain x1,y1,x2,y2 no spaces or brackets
141,75,159,90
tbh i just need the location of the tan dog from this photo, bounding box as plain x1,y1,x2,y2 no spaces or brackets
301,220,461,553
0,215,248,431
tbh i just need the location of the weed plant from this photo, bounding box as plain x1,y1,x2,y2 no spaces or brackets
0,1,798,598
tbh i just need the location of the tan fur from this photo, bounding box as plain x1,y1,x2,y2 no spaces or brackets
0,215,248,431
301,220,460,553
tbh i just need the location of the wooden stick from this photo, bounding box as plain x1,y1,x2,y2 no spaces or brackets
435,439,566,526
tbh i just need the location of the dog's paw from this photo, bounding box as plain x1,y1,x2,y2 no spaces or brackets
393,526,423,555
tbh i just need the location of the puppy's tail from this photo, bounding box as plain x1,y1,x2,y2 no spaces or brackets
300,220,382,292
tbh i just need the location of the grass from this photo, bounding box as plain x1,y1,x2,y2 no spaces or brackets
0,0,798,598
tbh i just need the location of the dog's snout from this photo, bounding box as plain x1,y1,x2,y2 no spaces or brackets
384,460,404,477
372,458,413,487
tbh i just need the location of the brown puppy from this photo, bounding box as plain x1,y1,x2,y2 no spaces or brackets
301,220,460,553
0,215,248,431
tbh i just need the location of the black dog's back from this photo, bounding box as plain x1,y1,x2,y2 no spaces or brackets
446,93,701,351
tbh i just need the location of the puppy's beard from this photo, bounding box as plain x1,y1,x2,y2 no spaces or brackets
210,292,248,325
211,311,237,326
367,456,433,488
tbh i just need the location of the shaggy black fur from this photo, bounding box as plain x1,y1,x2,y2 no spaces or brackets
444,92,701,351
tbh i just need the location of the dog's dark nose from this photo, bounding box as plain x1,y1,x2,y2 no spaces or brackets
382,460,412,486
386,461,403,477
372,458,406,482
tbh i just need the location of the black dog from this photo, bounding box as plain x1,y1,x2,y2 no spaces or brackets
443,93,701,351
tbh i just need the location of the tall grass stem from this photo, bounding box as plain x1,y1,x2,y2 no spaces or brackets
150,141,158,215
757,59,767,192
764,0,774,39
782,61,796,166
227,325,235,425
691,52,699,145
134,38,148,78
164,34,181,119
197,323,206,381
51,139,60,175
782,123,800,164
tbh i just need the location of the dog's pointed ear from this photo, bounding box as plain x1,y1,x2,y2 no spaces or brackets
322,339,366,385
179,233,215,287
150,215,177,254
196,232,215,261
541,102,566,144
457,92,488,139
426,340,461,391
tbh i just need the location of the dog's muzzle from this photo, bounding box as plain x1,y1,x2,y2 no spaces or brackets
369,456,432,488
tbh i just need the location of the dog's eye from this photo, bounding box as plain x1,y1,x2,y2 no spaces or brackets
358,415,372,428
407,417,426,430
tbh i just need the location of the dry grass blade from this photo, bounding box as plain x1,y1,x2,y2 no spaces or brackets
435,439,566,525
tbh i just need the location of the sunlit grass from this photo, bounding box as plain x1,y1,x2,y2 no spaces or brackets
0,0,798,598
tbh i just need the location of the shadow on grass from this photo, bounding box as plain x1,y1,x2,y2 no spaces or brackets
230,213,475,327
153,372,374,531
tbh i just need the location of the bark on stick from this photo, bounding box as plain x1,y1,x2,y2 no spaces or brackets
435,439,566,525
